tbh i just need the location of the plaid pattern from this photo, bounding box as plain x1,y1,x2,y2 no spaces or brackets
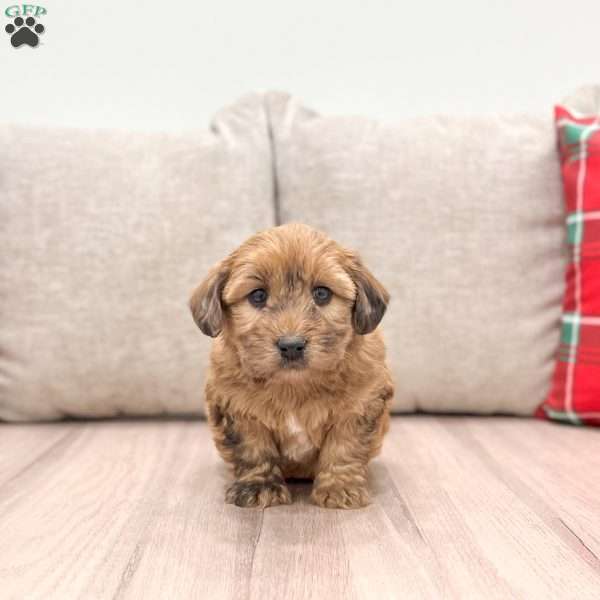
538,105,600,425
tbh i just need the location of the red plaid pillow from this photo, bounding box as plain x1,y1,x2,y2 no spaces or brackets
538,105,600,425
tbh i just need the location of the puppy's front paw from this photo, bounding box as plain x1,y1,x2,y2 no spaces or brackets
312,484,371,509
226,479,292,508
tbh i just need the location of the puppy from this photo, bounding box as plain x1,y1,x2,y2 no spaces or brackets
189,223,393,509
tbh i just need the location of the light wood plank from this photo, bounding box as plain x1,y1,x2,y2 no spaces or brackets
464,418,600,560
0,424,74,486
1,417,599,599
383,417,600,599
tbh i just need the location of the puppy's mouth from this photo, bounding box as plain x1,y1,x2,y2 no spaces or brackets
276,353,311,376
280,358,308,370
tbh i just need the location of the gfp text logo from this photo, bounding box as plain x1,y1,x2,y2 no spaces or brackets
5,4,46,47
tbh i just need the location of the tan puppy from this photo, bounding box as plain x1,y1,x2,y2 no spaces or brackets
189,223,393,509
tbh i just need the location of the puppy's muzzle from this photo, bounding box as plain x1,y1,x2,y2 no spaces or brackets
277,335,306,363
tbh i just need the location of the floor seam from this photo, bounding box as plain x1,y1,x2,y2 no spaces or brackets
0,428,81,491
244,509,265,600
559,518,600,565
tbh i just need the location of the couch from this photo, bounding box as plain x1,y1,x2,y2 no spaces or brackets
1,89,599,599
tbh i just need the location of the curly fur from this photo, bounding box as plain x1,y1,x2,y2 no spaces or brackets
190,223,393,509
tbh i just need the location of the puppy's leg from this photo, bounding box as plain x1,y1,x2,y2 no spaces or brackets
312,396,390,509
208,405,291,508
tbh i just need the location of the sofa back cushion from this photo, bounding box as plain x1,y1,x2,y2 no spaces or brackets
0,94,274,421
267,93,567,415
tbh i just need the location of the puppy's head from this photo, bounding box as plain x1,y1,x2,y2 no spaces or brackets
189,224,389,382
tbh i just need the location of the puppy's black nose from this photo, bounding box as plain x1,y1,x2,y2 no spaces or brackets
277,336,306,361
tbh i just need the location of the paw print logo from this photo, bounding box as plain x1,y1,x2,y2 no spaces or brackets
5,16,45,48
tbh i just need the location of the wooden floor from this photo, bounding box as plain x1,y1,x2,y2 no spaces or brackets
1,416,599,599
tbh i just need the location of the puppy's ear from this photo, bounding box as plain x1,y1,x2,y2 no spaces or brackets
346,254,390,335
189,262,230,337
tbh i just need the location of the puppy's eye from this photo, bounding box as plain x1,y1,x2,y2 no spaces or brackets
312,286,332,306
248,288,268,308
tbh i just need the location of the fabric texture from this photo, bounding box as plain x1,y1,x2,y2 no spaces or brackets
539,87,600,425
266,92,567,415
0,94,274,421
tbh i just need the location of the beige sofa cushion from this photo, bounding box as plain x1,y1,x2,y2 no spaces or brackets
0,94,274,421
267,93,567,415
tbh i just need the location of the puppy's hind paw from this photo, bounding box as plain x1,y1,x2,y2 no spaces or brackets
226,479,292,508
312,484,371,509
